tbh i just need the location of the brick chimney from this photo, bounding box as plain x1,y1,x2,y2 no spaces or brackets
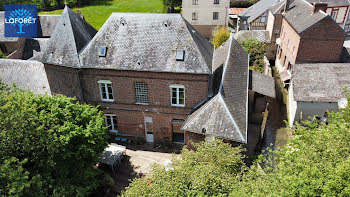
313,3,328,14
284,0,292,12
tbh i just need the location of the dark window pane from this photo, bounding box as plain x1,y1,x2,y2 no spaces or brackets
172,98,177,104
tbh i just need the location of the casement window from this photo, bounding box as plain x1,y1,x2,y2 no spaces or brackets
176,50,185,61
98,80,114,102
213,12,219,20
170,85,185,107
331,9,338,21
192,12,198,20
134,82,149,104
193,0,198,5
260,16,266,23
105,114,117,132
214,0,219,4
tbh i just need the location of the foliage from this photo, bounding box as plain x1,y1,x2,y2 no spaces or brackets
39,0,164,30
230,1,255,8
162,0,181,8
212,27,230,49
0,81,109,196
122,139,246,196
241,38,267,73
0,50,5,58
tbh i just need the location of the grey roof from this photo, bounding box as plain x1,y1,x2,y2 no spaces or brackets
213,38,230,71
0,12,60,42
79,13,213,74
22,38,50,60
40,6,97,68
182,36,249,143
240,0,281,23
270,0,286,14
306,0,350,7
292,63,350,102
284,0,328,33
249,70,276,98
0,59,51,94
234,30,271,43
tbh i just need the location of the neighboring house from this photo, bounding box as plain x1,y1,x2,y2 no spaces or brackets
275,0,346,81
306,0,350,33
0,12,60,58
229,8,246,31
288,63,350,126
238,0,281,30
182,0,230,39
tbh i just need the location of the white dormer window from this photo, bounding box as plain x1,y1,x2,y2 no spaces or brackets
98,47,107,57
98,80,114,102
176,50,185,61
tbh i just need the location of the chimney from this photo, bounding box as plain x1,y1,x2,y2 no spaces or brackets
284,0,292,12
313,3,328,14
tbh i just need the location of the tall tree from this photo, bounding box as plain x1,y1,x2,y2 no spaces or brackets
0,81,109,196
162,0,182,12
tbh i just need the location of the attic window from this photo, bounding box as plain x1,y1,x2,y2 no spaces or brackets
98,47,107,57
164,22,168,27
176,50,185,61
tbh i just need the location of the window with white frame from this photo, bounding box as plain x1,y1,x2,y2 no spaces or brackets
193,0,198,5
134,82,149,104
192,12,198,20
170,85,185,107
105,114,117,132
98,80,114,102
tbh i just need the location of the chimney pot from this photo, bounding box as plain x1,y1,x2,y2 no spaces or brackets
313,3,328,14
285,0,292,12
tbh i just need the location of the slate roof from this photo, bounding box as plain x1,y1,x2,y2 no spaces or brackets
234,30,271,43
306,0,350,7
22,38,50,60
270,0,286,14
79,13,213,74
0,59,51,94
40,6,97,68
284,0,328,33
182,36,249,143
292,63,350,102
240,0,281,23
249,70,276,98
0,12,60,42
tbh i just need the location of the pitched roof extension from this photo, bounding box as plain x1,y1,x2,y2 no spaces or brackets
79,13,213,74
234,30,271,43
0,59,51,94
182,36,249,143
40,6,97,68
240,0,281,23
292,63,350,102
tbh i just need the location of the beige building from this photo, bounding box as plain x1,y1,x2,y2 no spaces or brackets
182,0,230,39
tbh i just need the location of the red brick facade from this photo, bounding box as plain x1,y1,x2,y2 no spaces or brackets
79,69,209,143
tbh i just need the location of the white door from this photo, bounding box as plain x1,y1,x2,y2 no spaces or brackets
144,117,154,143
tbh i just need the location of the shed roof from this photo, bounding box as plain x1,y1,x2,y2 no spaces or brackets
40,6,97,68
79,13,213,74
292,63,350,102
234,30,271,43
240,0,281,23
0,59,51,94
249,70,276,98
182,36,249,143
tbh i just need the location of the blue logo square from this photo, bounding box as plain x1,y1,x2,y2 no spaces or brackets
4,4,38,38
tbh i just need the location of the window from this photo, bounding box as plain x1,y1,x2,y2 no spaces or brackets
98,47,107,57
134,82,149,104
170,85,185,107
331,9,338,21
98,80,114,102
176,50,185,61
193,0,198,5
260,16,266,23
105,114,117,132
192,12,198,20
213,12,219,20
214,0,219,4
287,39,290,49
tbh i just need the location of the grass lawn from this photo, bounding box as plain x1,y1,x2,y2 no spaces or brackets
40,0,165,30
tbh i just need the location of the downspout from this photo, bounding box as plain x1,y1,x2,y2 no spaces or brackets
77,68,85,103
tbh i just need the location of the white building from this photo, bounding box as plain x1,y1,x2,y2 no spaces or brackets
182,0,230,39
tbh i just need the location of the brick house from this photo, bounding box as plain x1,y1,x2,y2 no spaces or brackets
275,0,346,81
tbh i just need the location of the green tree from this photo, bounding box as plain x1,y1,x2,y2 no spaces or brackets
122,139,246,196
212,26,230,49
241,38,267,73
162,0,182,12
0,81,109,196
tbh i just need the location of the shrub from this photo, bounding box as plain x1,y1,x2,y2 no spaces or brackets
212,26,230,49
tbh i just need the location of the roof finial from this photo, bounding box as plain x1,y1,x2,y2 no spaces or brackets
64,0,68,6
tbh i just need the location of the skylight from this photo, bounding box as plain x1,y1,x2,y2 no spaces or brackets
98,47,107,57
176,50,185,61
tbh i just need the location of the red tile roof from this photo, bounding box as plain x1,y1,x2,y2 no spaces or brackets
229,8,247,15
